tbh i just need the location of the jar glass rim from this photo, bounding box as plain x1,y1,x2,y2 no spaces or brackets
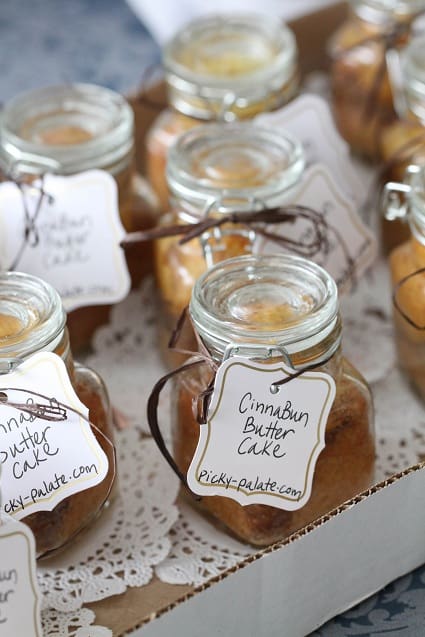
163,13,297,93
167,123,305,213
404,35,425,107
352,0,425,21
0,83,134,176
190,254,339,358
0,272,66,361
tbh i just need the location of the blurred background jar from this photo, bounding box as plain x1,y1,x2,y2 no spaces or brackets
380,34,425,251
0,84,158,350
329,0,425,161
155,123,304,367
384,165,425,400
0,271,115,558
172,254,375,546
146,13,299,210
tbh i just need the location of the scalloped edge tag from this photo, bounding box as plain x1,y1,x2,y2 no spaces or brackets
0,514,42,635
0,352,109,520
0,170,130,311
187,356,336,510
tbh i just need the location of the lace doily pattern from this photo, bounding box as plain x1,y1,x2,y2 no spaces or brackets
155,501,253,587
38,429,179,614
88,279,164,433
42,607,112,637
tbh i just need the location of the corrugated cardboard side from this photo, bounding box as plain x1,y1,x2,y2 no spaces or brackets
87,3,425,635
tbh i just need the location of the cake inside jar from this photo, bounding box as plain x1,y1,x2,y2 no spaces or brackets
0,313,24,339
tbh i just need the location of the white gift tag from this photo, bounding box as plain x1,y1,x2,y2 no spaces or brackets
0,352,109,520
187,356,336,510
0,514,42,636
257,164,378,293
255,94,365,206
0,170,130,311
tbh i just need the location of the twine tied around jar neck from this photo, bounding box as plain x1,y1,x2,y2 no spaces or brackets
121,204,329,257
147,307,336,496
2,169,55,272
121,203,357,286
0,385,116,560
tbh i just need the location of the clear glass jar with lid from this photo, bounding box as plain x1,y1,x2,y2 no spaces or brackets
146,14,299,209
0,84,157,350
329,0,425,160
0,271,115,557
171,254,375,546
383,165,425,399
155,122,305,367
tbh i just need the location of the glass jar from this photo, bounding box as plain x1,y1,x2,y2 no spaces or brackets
155,123,304,367
171,254,375,546
380,34,425,251
147,14,299,209
329,0,425,160
384,165,425,399
0,271,115,557
0,84,157,350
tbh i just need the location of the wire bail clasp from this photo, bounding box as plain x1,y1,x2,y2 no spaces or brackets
382,164,421,221
199,196,265,268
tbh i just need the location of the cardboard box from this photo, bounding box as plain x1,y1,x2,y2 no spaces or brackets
85,3,425,634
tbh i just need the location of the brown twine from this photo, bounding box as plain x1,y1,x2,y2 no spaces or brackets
393,266,425,330
147,308,335,496
121,204,330,259
0,387,117,560
122,203,357,290
6,174,54,272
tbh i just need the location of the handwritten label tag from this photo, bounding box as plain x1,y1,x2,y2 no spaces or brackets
0,352,108,520
0,515,41,636
257,164,378,293
187,356,336,510
255,94,365,207
0,170,130,311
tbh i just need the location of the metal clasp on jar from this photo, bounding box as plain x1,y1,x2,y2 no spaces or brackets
199,196,265,268
3,155,61,179
382,164,422,221
0,359,23,375
223,342,295,366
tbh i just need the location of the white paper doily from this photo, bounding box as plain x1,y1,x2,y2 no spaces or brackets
39,427,179,634
42,607,112,637
39,262,425,634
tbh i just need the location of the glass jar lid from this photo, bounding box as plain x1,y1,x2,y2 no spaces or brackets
0,84,134,177
164,14,298,121
352,0,425,22
403,35,425,122
167,123,304,216
190,254,340,362
408,165,425,243
0,272,66,363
